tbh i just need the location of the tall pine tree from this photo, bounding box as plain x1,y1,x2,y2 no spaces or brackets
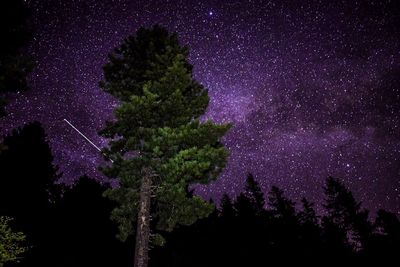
99,25,231,267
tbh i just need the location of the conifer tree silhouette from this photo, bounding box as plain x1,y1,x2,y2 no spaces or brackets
0,122,60,266
220,193,235,219
52,176,130,267
244,174,265,215
323,176,372,250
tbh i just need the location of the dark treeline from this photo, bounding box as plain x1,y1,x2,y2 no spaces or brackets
1,122,399,266
0,122,131,267
152,176,400,266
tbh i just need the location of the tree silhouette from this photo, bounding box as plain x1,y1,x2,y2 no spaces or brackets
149,175,396,266
363,209,400,263
267,185,300,263
299,197,318,225
220,194,235,219
375,209,400,238
0,122,60,266
243,174,265,215
99,25,231,267
51,175,131,267
230,174,267,266
234,192,255,219
268,186,297,221
297,197,323,262
0,123,134,267
323,176,372,250
234,174,265,218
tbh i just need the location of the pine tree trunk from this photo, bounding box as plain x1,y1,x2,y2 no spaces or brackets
134,167,152,267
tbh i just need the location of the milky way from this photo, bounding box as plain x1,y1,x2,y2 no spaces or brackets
1,0,399,214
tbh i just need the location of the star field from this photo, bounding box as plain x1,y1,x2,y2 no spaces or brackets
1,0,399,214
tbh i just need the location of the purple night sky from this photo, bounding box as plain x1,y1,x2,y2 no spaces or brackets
0,0,399,215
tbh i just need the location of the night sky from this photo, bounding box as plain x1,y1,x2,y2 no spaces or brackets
1,0,399,215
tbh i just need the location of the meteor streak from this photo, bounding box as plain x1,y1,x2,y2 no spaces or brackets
63,119,114,163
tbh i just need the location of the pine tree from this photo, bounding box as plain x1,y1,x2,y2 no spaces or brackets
375,209,400,238
244,173,265,214
0,122,60,216
298,197,322,258
99,25,231,267
323,177,372,249
299,197,318,225
361,209,400,263
234,174,265,218
220,193,235,219
268,186,297,221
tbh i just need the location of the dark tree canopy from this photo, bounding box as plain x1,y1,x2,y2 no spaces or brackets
150,175,400,267
0,122,60,216
0,122,132,267
243,173,265,214
323,176,372,248
220,194,235,219
268,185,297,221
51,176,131,267
0,122,59,266
299,197,318,225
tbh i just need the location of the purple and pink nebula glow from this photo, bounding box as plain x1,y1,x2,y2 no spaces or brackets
1,0,399,214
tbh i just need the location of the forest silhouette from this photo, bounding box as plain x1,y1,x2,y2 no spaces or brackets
1,122,399,266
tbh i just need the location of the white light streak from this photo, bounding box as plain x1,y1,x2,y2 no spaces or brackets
63,119,114,163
